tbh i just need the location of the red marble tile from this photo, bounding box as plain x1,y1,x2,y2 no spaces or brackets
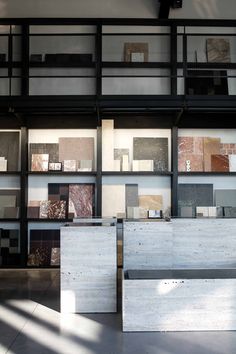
178,137,194,154
203,137,221,171
193,137,204,155
178,153,204,172
211,154,229,172
69,184,94,218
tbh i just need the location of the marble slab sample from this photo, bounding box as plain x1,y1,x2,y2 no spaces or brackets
48,183,69,217
0,132,19,171
31,154,49,172
211,154,229,172
63,160,77,172
69,184,94,218
48,200,66,219
29,143,59,170
125,184,139,208
59,137,94,170
29,229,60,266
215,189,236,207
229,155,236,172
178,184,213,217
224,207,236,218
60,224,117,313
102,120,114,171
51,247,60,266
39,200,50,219
138,195,163,218
203,137,221,171
206,38,230,63
178,137,204,172
102,184,125,218
133,137,168,172
123,221,173,270
0,193,17,218
123,271,236,332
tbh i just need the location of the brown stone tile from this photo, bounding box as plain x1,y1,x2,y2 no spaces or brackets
211,154,229,172
203,137,221,171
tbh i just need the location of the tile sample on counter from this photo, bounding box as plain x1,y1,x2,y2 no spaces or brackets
61,224,117,313
180,206,194,218
178,137,204,172
29,229,60,266
203,137,221,171
206,38,230,63
102,120,114,171
224,207,236,218
29,143,59,170
139,195,163,219
127,207,140,219
0,158,7,171
229,155,236,172
215,189,236,207
69,184,94,218
133,137,168,172
48,200,66,219
178,184,213,217
59,137,94,170
0,132,20,171
31,154,49,172
211,154,229,172
102,184,125,217
0,194,17,218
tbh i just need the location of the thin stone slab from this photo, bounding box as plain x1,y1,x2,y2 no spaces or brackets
203,137,221,171
60,224,117,313
125,184,138,208
215,189,236,207
102,184,125,218
0,132,19,171
180,206,194,218
229,155,236,172
69,184,94,218
133,137,168,172
224,207,236,218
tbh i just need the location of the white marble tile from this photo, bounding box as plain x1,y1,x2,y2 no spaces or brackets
102,120,114,171
61,225,117,313
102,184,125,218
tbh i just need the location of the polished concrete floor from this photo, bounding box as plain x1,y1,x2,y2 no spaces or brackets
0,270,236,354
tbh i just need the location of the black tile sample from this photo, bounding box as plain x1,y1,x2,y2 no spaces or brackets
224,207,236,218
133,137,168,172
29,143,59,169
178,183,214,217
186,70,228,95
30,229,60,266
0,132,20,171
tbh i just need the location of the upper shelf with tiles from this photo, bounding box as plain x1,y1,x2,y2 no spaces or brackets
178,129,236,173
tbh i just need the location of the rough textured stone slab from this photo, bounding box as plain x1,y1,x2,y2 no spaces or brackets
207,38,230,63
203,137,221,171
211,154,229,172
102,120,114,171
69,184,94,218
102,185,125,218
60,225,117,313
215,189,236,207
39,200,50,219
139,195,163,219
133,137,168,172
29,143,59,170
224,207,236,218
0,132,19,171
48,200,66,219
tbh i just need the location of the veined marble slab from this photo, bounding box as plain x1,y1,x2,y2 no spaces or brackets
102,184,125,218
102,120,114,171
61,225,117,313
123,271,236,332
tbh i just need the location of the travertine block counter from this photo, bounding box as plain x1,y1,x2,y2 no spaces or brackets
123,269,236,332
61,219,117,313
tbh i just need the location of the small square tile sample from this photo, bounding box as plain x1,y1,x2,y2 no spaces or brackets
139,195,163,218
0,132,20,171
48,183,69,218
78,160,93,172
148,210,162,218
48,162,62,171
178,136,204,172
178,184,214,217
48,200,66,219
59,137,94,171
127,206,140,219
31,154,49,172
102,184,125,218
125,184,139,208
27,206,40,219
139,160,154,171
102,120,114,171
211,154,229,172
133,137,168,172
215,190,236,207
229,155,236,172
206,38,230,63
39,200,50,219
114,148,129,162
63,160,77,172
29,144,59,170
0,159,7,171
3,207,19,219
208,207,217,218
196,206,209,218
224,207,236,218
203,137,221,171
132,160,140,171
51,247,60,266
69,184,94,218
0,195,16,218
180,206,194,218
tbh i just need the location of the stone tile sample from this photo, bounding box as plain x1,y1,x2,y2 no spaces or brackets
229,155,236,172
132,160,154,171
123,270,236,331
51,247,60,266
203,137,221,171
30,229,60,266
196,206,209,218
114,148,129,162
102,120,114,171
125,184,139,208
63,160,76,172
123,221,173,270
48,200,66,219
39,200,50,218
59,137,94,170
138,195,163,219
0,158,7,171
0,132,19,171
124,42,148,62
48,162,62,171
0,229,20,255
29,143,59,170
224,207,236,218
69,184,94,218
27,206,40,219
102,185,125,218
28,200,40,207
78,160,92,171
133,137,168,172
180,206,194,218
0,195,16,218
127,207,140,219
178,136,204,171
207,38,230,63
211,154,229,172
215,189,236,207
220,143,236,155
3,207,19,219
122,155,129,171
48,183,69,217
31,154,49,172
61,224,117,313
178,184,213,217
